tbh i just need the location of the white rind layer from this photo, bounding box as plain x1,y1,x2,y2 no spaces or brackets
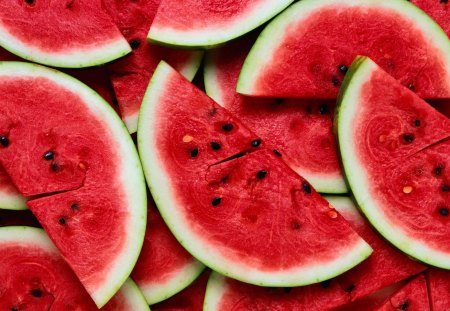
0,61,147,307
337,57,450,270
119,279,151,311
148,0,294,48
138,61,372,288
0,190,27,210
203,272,229,311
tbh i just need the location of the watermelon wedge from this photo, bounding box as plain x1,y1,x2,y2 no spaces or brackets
0,226,149,310
138,61,371,287
426,269,450,310
131,197,204,304
237,0,450,99
0,62,147,307
103,0,203,133
411,0,450,37
336,57,450,269
0,166,26,210
148,0,295,48
0,0,131,68
204,34,346,194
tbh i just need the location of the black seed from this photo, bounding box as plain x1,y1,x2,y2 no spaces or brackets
283,287,292,293
190,148,199,158
303,182,312,194
441,184,450,192
51,163,60,172
0,136,9,147
338,64,348,75
413,119,421,127
291,221,301,230
439,207,449,216
321,280,331,288
434,166,443,176
275,98,284,105
221,123,234,132
345,284,355,293
251,139,262,147
71,203,79,210
256,170,267,179
58,217,66,225
211,142,221,150
31,289,42,298
319,104,329,115
273,149,282,157
24,0,34,4
407,83,415,91
400,300,409,310
43,151,54,161
332,77,339,87
403,133,414,143
129,39,141,49
211,197,222,206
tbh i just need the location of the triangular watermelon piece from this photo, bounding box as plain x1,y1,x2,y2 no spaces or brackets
0,62,147,307
337,57,450,269
411,0,449,37
0,0,130,67
138,61,371,287
237,0,450,99
426,268,450,310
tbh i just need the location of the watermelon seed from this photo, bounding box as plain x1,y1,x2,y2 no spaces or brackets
251,139,262,147
71,203,79,210
291,221,301,230
321,280,330,288
0,136,9,147
43,151,55,160
221,123,234,132
441,184,449,192
439,207,449,216
58,217,66,225
332,77,339,86
211,197,222,206
319,104,328,115
303,182,311,194
413,119,421,127
211,142,221,150
31,289,42,298
51,163,60,172
402,133,414,143
190,148,199,158
273,149,282,157
24,0,34,4
345,284,355,293
407,83,415,91
129,39,141,49
338,64,348,75
434,166,443,176
399,300,409,310
403,186,413,194
256,170,267,179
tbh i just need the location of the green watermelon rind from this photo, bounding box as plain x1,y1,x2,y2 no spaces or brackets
147,0,295,49
0,25,131,68
0,61,147,307
118,278,151,311
335,56,450,270
138,60,372,288
203,272,229,311
0,191,27,211
203,51,348,194
236,0,450,95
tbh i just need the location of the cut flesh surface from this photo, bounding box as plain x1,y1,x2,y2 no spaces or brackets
337,57,450,269
426,268,450,310
0,62,147,307
205,35,346,194
138,61,371,287
237,0,450,99
0,226,149,310
148,0,295,48
0,0,130,67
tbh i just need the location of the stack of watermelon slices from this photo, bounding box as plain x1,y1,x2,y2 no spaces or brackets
0,0,449,309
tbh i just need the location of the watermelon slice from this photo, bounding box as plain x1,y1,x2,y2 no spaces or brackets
204,34,346,194
0,0,131,68
237,0,450,99
426,269,450,310
148,0,295,48
138,61,371,287
0,62,147,307
103,0,203,133
336,57,450,269
131,197,204,304
411,0,449,37
0,226,149,310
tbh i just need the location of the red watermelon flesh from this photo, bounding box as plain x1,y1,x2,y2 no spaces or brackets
0,209,40,227
426,268,450,310
205,34,345,194
376,275,430,311
237,0,450,99
152,270,210,311
411,0,449,37
103,0,202,133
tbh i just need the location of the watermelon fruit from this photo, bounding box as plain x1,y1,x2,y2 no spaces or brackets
336,57,450,269
0,166,26,210
0,226,149,310
0,61,147,307
148,0,295,48
138,61,371,287
103,0,203,133
426,268,450,310
237,0,450,99
0,0,131,68
411,0,450,37
131,197,204,304
204,34,346,194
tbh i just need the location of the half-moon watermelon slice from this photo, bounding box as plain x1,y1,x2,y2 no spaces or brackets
411,0,449,37
204,34,346,194
138,61,371,287
337,57,450,269
0,226,149,310
0,62,147,307
426,269,450,310
0,0,131,68
237,0,450,99
148,0,294,48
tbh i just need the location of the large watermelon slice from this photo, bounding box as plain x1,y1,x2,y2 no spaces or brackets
131,196,204,304
138,61,371,287
237,0,450,99
0,226,149,310
426,269,450,310
0,0,130,68
103,0,203,133
411,0,450,37
0,62,147,307
336,57,450,269
148,0,294,48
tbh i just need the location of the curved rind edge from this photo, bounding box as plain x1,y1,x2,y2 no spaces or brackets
0,192,27,210
203,272,228,311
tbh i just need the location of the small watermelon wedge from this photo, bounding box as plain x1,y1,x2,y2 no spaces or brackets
237,0,450,99
0,62,147,307
426,269,450,310
411,0,450,37
138,61,371,287
0,0,131,68
0,226,149,310
336,57,450,269
148,0,295,48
